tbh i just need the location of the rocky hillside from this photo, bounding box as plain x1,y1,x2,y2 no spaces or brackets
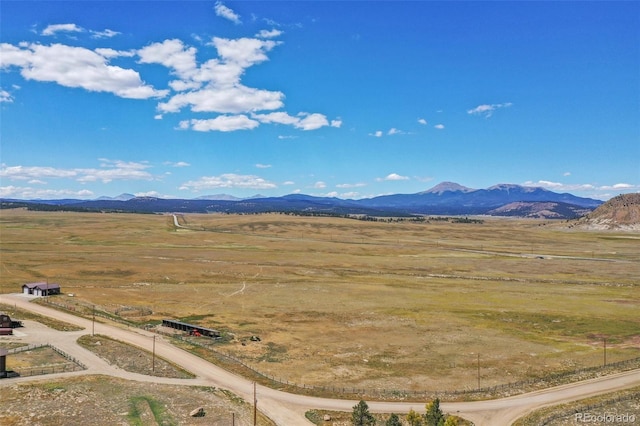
487,201,591,219
575,193,640,230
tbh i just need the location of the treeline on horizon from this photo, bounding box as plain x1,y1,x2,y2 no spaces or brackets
0,201,485,223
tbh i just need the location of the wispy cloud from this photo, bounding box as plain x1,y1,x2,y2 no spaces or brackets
256,163,272,169
336,182,366,188
91,29,121,39
164,161,190,168
215,1,241,25
418,118,427,125
42,23,84,36
179,116,260,132
0,160,155,185
434,124,445,130
256,29,283,39
0,89,14,103
179,173,277,191
523,180,639,197
0,185,94,199
467,102,513,118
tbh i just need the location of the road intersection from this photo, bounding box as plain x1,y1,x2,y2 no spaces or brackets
1,293,639,425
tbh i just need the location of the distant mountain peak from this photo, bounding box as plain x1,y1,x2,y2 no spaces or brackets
96,193,135,201
422,181,474,195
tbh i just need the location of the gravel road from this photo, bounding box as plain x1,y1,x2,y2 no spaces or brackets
2,293,639,425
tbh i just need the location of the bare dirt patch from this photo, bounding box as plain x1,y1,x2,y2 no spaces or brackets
77,334,194,379
0,375,275,426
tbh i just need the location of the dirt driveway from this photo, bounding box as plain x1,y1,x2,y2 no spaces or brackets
2,293,639,425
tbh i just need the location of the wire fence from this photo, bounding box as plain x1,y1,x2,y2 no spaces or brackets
6,343,87,378
164,330,640,400
35,297,640,400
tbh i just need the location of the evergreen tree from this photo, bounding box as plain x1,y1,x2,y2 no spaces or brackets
424,398,445,426
406,409,423,426
386,413,402,426
352,400,375,426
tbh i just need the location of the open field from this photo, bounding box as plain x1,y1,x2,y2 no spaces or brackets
1,209,639,393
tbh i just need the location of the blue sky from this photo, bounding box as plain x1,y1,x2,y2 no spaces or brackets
1,1,638,201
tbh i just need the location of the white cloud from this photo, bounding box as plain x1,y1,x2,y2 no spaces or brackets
0,160,154,185
253,111,300,126
370,130,383,137
467,102,513,118
184,115,260,132
134,191,164,198
0,165,77,181
42,24,84,36
0,185,94,199
211,37,280,69
377,173,409,182
252,111,333,131
256,163,272,169
159,86,284,114
215,1,242,24
91,29,121,39
94,48,135,59
296,113,329,130
563,172,571,177
138,39,198,82
313,181,327,189
434,124,445,129
256,29,283,39
180,173,277,191
388,128,405,135
2,27,337,133
336,183,366,188
147,37,285,115
523,180,597,192
1,43,167,99
0,89,13,103
418,118,427,125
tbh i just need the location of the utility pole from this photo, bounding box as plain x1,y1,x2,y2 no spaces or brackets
92,305,95,336
477,353,480,389
152,335,156,372
603,337,607,367
253,382,257,426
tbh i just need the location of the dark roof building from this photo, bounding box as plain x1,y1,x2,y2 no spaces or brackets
22,282,61,297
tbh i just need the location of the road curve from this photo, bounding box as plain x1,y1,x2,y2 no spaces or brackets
1,293,639,425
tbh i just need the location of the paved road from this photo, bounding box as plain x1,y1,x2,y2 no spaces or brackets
2,293,639,425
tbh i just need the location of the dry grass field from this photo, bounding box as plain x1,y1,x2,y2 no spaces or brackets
1,209,639,393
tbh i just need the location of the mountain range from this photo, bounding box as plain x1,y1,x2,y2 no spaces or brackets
1,182,604,219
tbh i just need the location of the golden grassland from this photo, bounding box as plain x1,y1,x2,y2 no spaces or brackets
1,209,638,392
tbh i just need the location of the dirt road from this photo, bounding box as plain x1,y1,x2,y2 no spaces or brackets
2,293,639,425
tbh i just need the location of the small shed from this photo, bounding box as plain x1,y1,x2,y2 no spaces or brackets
22,282,61,296
0,314,12,336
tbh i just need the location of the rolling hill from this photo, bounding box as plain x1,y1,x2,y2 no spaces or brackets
1,182,605,219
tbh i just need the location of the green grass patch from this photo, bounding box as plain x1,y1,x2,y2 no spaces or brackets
470,310,640,344
128,395,175,426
